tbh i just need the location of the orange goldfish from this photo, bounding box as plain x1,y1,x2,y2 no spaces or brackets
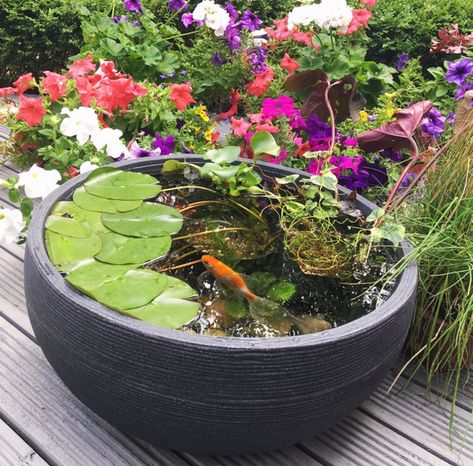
201,255,257,300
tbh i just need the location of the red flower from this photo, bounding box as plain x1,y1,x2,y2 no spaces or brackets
246,68,274,97
169,82,196,111
42,71,67,101
68,167,80,178
97,61,125,79
96,78,147,113
291,31,314,47
13,73,35,94
360,0,376,6
217,89,240,121
68,55,96,79
0,87,16,98
266,18,292,42
16,95,46,127
255,120,279,134
75,75,100,106
345,9,372,35
280,53,300,75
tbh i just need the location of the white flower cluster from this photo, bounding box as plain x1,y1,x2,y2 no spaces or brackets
288,0,353,32
193,0,230,37
60,107,129,159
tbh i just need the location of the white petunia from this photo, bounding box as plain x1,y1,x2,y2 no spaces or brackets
193,0,230,37
91,128,128,159
288,4,321,30
0,207,24,244
79,161,100,174
288,0,352,32
251,29,268,47
16,164,61,199
60,107,101,145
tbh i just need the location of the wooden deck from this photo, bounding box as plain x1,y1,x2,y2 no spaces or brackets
1,157,473,465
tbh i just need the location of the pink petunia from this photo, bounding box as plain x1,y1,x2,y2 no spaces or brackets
231,118,252,137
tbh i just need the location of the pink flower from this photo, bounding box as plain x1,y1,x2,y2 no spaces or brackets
343,137,358,147
255,120,279,133
68,55,96,79
360,0,376,7
231,118,252,137
266,18,292,42
16,95,46,127
262,95,297,119
217,89,240,121
291,31,313,47
0,87,16,98
13,73,35,94
345,9,372,35
280,53,300,75
42,71,67,101
267,147,288,164
248,113,263,123
246,68,274,97
169,82,196,111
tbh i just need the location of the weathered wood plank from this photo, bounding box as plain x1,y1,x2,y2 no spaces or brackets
0,419,49,466
0,318,190,466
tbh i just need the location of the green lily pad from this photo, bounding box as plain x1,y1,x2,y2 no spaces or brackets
203,146,240,164
102,203,183,238
48,201,107,234
91,270,168,310
73,186,143,213
125,277,200,328
45,230,102,268
96,231,172,264
84,168,161,200
66,259,140,292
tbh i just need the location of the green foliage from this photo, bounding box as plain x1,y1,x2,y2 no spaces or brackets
366,0,473,69
0,0,106,86
267,281,297,303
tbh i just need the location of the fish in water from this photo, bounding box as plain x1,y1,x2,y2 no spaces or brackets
201,255,332,335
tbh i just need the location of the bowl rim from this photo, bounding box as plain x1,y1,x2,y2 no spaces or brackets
27,154,417,350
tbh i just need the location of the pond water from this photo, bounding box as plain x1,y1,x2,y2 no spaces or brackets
147,171,397,338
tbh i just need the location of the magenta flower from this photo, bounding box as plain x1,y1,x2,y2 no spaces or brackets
445,58,473,86
123,0,142,13
267,147,288,165
342,137,358,147
262,95,296,119
181,13,195,27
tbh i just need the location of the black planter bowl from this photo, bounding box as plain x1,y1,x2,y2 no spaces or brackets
24,155,417,455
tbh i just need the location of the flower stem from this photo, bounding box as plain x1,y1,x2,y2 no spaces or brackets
158,258,202,273
174,227,253,241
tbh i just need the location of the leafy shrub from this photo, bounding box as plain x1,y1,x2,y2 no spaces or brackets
366,0,473,68
0,0,106,87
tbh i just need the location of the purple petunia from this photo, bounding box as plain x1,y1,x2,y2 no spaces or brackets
129,141,161,158
395,53,409,72
445,58,473,86
305,115,332,139
240,10,262,31
380,148,403,162
225,25,242,51
151,134,175,155
168,0,188,12
123,0,142,13
181,13,195,27
225,2,239,22
113,15,128,23
211,52,225,67
421,107,446,140
246,46,267,73
455,82,473,100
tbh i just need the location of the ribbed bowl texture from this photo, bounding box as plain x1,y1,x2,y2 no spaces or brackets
24,156,417,455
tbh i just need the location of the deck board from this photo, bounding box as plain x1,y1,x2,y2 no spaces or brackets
1,124,472,465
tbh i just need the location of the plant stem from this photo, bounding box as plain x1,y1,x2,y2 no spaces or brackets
323,80,339,163
160,185,218,194
174,227,253,241
158,259,202,273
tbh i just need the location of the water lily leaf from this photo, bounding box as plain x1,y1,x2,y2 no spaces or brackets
250,132,280,157
96,231,172,264
90,270,168,310
207,165,239,179
66,259,140,292
124,277,200,328
203,146,240,164
46,230,102,267
48,201,107,234
102,203,183,237
84,168,161,200
358,101,433,153
162,159,186,174
73,186,143,213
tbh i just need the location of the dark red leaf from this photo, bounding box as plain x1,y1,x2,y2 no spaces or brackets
357,101,432,153
285,70,328,92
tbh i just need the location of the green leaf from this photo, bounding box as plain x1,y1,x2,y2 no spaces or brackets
267,281,297,303
84,168,161,200
90,270,168,310
48,201,107,234
162,160,186,174
45,230,102,268
203,146,240,164
101,202,183,237
124,277,200,328
208,166,239,179
73,186,143,213
366,207,385,223
371,223,405,247
250,132,280,157
96,231,172,264
66,259,139,291
275,174,300,185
